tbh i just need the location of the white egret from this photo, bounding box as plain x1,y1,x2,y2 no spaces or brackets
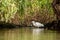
32,21,44,27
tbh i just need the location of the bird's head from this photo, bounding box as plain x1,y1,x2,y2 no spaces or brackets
32,21,35,23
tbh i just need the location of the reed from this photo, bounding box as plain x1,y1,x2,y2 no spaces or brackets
0,0,56,24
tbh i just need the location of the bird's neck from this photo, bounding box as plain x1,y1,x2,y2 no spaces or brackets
32,22,36,25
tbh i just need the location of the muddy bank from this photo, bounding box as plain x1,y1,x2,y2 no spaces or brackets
0,21,22,29
45,20,60,31
0,20,60,31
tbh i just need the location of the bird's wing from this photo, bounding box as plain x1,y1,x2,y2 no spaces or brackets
36,22,41,25
36,22,44,27
35,22,41,26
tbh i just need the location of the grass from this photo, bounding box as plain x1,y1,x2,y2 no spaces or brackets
0,0,56,26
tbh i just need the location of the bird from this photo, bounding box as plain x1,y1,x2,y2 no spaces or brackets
31,21,44,28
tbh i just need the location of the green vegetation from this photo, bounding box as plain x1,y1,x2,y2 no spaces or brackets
0,0,56,25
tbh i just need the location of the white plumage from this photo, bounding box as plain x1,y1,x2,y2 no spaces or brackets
32,21,44,27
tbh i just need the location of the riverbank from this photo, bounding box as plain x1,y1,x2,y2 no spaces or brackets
0,20,60,31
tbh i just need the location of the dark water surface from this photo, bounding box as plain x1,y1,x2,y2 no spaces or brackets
0,27,60,40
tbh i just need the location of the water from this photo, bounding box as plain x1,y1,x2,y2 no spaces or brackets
0,27,60,40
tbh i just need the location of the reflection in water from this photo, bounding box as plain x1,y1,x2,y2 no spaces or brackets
32,28,44,34
4,29,21,40
0,27,59,40
56,32,60,40
32,28,44,40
